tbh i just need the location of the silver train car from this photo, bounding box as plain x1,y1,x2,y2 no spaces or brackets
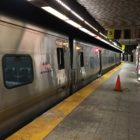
0,15,121,138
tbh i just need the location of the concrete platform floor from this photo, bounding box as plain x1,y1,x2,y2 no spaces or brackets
44,63,140,140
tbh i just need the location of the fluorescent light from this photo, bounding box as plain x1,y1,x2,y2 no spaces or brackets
99,32,107,38
41,7,96,36
42,6,82,29
79,28,96,37
84,21,98,32
79,28,89,33
54,0,98,32
99,38,110,45
96,36,122,51
96,36,100,40
66,20,81,28
55,0,71,11
88,32,96,37
42,6,69,20
71,11,84,21
113,42,118,46
55,0,84,21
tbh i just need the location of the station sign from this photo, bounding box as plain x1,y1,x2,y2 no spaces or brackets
122,44,125,51
107,29,114,40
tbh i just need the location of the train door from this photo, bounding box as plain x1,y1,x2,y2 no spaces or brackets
64,43,71,90
77,51,84,81
99,50,102,74
71,45,81,90
114,53,117,64
136,46,140,81
56,38,71,95
70,41,85,92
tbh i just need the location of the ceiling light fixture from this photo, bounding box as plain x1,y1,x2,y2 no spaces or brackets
66,20,82,28
71,11,84,21
42,6,95,37
55,0,84,21
96,36,121,51
42,6,121,51
54,0,98,32
113,42,118,46
79,28,96,37
99,32,107,38
55,0,71,11
84,21,98,32
42,6,69,20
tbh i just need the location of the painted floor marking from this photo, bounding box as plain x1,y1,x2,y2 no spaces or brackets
7,64,123,140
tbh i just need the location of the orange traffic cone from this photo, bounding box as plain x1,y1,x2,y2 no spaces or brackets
114,75,122,92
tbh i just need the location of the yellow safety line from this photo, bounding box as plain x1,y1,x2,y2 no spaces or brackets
6,63,123,140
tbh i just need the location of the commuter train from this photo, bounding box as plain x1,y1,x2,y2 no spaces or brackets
0,14,121,138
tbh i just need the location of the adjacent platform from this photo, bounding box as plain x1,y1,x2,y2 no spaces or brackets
7,63,140,140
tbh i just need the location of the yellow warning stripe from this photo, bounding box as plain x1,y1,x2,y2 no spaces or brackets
7,63,123,140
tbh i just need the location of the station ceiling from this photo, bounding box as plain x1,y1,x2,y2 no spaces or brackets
77,0,140,46
78,0,140,29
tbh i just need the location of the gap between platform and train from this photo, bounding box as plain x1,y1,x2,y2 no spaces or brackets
6,63,123,140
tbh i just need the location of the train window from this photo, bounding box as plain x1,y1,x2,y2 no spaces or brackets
90,57,94,68
80,52,84,67
2,55,34,89
57,48,65,69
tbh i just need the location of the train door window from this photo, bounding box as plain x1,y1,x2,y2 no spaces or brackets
2,55,34,89
57,48,65,69
80,52,84,67
90,57,94,68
